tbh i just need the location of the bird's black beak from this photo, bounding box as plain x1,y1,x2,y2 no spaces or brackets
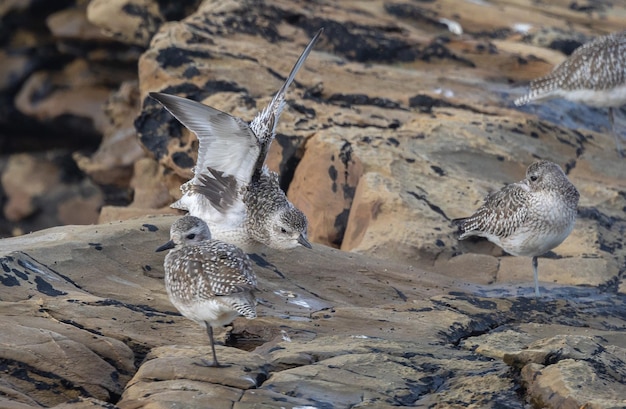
298,234,312,249
156,240,175,252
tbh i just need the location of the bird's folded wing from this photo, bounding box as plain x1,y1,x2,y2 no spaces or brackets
460,182,529,239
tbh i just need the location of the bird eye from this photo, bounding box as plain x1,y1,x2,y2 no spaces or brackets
280,228,287,234
187,233,196,240
530,175,538,182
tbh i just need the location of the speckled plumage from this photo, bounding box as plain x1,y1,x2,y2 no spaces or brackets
454,160,579,296
514,31,626,154
156,216,257,367
149,29,323,251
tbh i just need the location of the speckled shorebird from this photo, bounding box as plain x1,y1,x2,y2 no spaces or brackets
150,29,323,251
453,160,579,297
514,30,626,156
156,215,257,367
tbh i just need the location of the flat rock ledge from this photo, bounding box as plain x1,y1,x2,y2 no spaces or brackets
1,215,625,409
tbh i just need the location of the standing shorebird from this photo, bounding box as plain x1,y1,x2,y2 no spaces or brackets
514,30,626,156
150,29,323,251
453,161,579,297
156,215,257,367
514,31,626,156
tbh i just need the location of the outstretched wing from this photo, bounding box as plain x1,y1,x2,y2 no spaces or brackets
455,182,530,239
249,28,324,174
149,92,260,185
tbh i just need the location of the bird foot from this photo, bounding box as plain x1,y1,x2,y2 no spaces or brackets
194,358,230,368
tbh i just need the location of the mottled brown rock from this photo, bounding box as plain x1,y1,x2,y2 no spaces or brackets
74,81,145,187
1,216,626,408
14,59,112,135
288,131,364,247
3,0,626,407
1,152,103,233
87,0,165,47
46,6,110,42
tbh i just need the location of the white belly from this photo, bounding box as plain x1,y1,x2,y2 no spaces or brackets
559,83,626,108
174,298,241,328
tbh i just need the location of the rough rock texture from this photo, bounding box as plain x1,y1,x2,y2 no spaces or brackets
130,0,626,294
0,215,625,408
1,1,626,407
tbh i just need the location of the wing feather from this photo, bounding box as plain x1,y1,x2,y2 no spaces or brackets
149,92,260,184
457,182,530,239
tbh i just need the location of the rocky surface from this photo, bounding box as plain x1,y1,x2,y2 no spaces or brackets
0,215,625,408
1,0,626,407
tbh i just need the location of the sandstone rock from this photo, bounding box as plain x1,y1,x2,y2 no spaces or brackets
3,0,626,406
1,152,103,234
47,6,111,42
130,0,626,297
14,59,111,139
1,216,626,408
74,81,145,187
515,335,626,409
86,0,200,47
87,0,165,47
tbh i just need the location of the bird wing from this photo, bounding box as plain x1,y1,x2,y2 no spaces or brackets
149,92,260,185
184,244,257,300
192,167,240,214
249,28,323,175
457,182,530,239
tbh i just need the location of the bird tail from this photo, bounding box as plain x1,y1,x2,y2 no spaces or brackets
514,75,560,106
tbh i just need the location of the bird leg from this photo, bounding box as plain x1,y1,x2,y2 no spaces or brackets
532,256,540,298
195,323,229,368
609,107,626,158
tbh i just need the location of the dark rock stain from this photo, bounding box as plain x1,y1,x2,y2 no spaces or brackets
333,209,351,247
182,66,200,79
92,299,171,317
387,137,400,147
407,191,450,221
35,276,66,296
290,102,316,118
248,254,285,279
59,319,104,337
0,359,92,396
274,134,302,192
11,268,28,280
409,94,491,116
431,165,445,176
141,224,158,232
327,93,403,109
88,243,103,251
0,274,20,287
172,151,195,168
156,47,213,69
549,38,583,55
328,165,338,193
